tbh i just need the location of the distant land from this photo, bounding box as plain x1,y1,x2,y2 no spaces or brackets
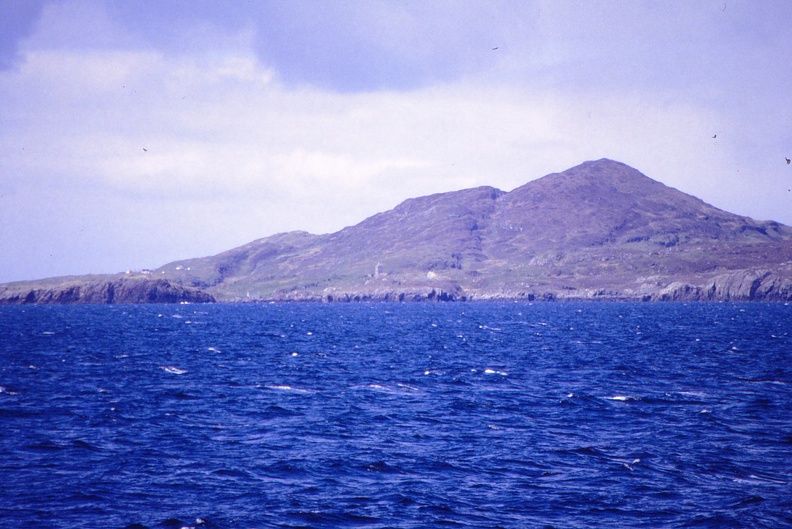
3,159,792,304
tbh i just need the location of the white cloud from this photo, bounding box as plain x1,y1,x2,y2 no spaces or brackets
2,7,791,282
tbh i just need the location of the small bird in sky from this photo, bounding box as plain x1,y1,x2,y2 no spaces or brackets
492,47,498,50
712,134,717,138
786,157,790,165
143,148,147,152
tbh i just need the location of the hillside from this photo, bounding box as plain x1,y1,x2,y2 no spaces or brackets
3,159,792,303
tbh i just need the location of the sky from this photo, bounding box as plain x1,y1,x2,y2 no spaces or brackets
1,0,791,283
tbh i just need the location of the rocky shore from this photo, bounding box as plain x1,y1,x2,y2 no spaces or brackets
4,159,792,304
0,276,215,305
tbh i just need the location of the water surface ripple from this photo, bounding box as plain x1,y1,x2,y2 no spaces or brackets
1,302,790,528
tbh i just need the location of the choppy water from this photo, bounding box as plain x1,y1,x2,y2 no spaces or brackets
1,302,790,528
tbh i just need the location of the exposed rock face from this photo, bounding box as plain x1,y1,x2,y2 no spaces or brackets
4,158,792,303
0,277,215,305
655,271,792,302
322,285,466,303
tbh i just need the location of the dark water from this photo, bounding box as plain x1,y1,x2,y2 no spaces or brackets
1,302,790,529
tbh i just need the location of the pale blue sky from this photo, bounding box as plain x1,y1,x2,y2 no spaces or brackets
1,0,790,282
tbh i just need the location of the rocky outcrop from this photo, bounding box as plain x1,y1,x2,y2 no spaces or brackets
654,271,792,302
0,277,215,305
321,285,466,303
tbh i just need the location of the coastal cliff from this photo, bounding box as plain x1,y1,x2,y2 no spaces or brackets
3,159,792,303
0,276,215,305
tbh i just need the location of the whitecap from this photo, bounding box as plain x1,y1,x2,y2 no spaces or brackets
161,366,187,375
207,347,221,353
734,474,788,485
367,384,405,395
747,474,787,484
363,383,420,395
484,368,508,376
267,385,310,393
607,395,634,402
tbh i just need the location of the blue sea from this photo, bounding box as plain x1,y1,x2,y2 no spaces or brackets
1,302,790,529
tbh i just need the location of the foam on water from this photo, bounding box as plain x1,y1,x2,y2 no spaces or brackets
0,302,790,529
607,395,635,401
161,366,187,375
266,384,311,393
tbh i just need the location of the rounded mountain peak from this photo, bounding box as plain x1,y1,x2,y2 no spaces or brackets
493,158,757,250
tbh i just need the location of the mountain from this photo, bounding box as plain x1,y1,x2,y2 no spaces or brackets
3,159,792,303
